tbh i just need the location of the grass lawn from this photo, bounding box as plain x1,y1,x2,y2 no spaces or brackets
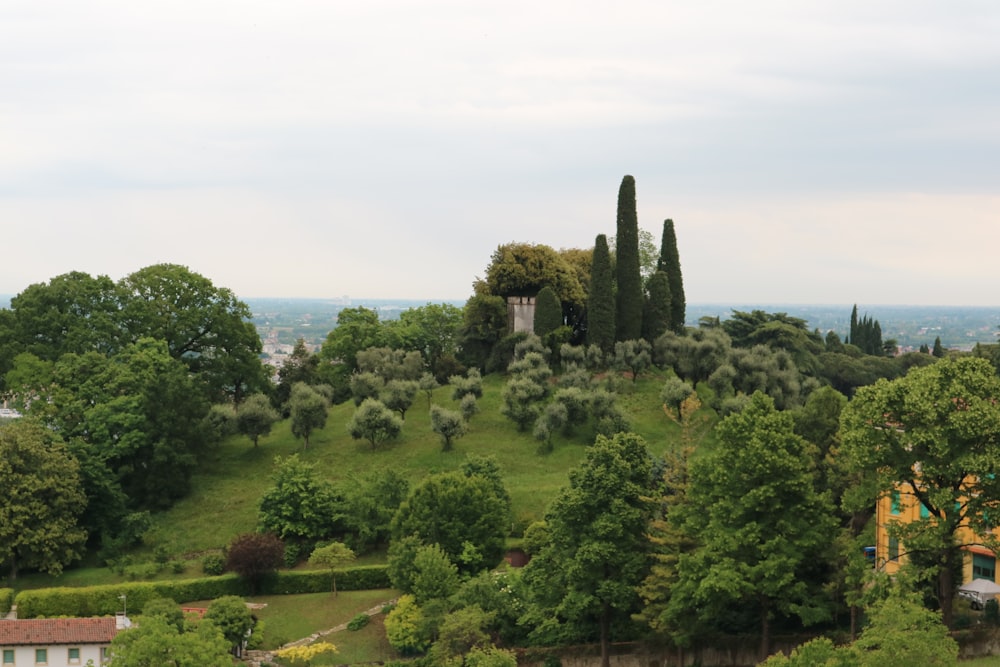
188,588,398,651
141,367,713,559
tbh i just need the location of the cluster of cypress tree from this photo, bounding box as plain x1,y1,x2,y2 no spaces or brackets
847,304,884,355
590,175,686,348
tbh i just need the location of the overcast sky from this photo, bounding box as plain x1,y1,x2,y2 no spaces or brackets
2,1,998,306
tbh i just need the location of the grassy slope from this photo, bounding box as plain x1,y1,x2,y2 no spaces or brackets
144,368,718,558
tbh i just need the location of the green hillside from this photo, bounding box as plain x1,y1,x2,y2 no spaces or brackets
143,368,716,558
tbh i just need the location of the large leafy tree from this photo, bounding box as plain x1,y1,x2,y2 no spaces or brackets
523,432,654,667
840,357,1000,628
668,392,836,659
258,455,341,547
657,219,686,333
587,234,615,353
393,302,463,374
390,471,508,575
109,616,233,667
475,242,586,306
0,271,121,368
614,175,643,342
203,595,255,655
117,263,267,403
95,338,208,506
0,419,88,580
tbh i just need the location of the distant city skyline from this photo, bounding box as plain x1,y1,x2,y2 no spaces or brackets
2,2,998,305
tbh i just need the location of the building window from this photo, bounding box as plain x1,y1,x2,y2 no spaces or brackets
973,554,996,581
890,490,902,515
888,536,900,561
920,502,930,519
34,648,47,665
2,649,14,664
68,647,80,664
101,647,110,664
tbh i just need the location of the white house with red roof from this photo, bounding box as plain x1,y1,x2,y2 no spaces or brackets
0,617,122,666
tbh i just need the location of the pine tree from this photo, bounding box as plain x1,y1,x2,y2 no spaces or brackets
642,270,672,343
658,219,686,333
932,336,945,358
533,286,563,337
615,175,643,341
587,234,615,352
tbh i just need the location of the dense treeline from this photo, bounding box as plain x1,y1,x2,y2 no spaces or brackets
0,176,979,666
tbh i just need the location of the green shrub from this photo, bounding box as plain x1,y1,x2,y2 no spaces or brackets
14,576,248,618
257,565,390,595
347,613,370,631
169,560,185,574
124,562,160,581
202,553,225,576
0,588,13,614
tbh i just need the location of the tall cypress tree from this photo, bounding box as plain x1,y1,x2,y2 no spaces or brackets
533,286,563,337
658,219,686,333
642,271,672,343
615,175,642,341
588,234,615,353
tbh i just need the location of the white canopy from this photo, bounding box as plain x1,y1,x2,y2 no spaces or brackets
959,578,1000,595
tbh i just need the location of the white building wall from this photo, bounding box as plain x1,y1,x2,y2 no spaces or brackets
4,644,108,667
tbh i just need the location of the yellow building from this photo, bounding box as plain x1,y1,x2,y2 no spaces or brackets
875,485,997,585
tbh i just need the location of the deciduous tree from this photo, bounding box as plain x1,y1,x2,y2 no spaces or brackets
225,532,285,594
289,382,329,449
109,615,233,667
0,419,87,580
348,398,404,450
840,357,1000,628
523,432,654,667
309,542,356,596
391,471,508,575
258,455,341,547
203,595,254,655
236,393,279,448
430,405,467,451
668,392,836,658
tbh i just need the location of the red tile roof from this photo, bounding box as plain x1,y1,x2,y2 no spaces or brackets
0,617,119,645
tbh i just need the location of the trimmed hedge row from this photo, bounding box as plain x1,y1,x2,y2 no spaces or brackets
14,566,389,618
0,588,13,614
15,575,248,619
259,565,390,595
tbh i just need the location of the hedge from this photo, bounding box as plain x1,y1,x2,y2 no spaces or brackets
259,566,390,595
13,565,389,618
0,588,13,614
15,575,248,619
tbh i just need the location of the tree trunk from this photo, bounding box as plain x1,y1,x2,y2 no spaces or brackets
760,601,770,662
940,552,955,629
600,601,611,667
8,554,17,582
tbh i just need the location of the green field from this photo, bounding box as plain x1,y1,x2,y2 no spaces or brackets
139,368,713,559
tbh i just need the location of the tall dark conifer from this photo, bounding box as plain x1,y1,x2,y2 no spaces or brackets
533,286,563,337
658,219,686,333
615,175,643,341
642,271,672,343
587,234,615,352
